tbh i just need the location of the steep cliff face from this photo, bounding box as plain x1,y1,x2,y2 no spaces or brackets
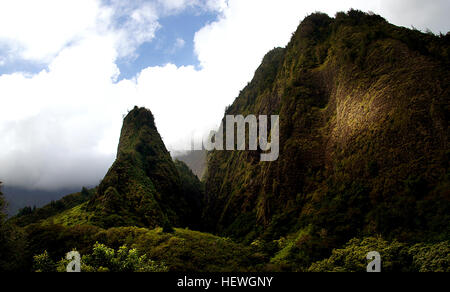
204,11,450,245
89,107,203,229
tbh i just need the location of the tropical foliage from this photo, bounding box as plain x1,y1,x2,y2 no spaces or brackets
1,10,449,273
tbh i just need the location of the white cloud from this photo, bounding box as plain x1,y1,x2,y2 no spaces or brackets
380,0,450,33
0,0,449,190
175,38,186,49
0,0,101,62
0,0,162,64
157,0,226,14
169,38,186,54
103,0,161,59
158,0,197,12
0,33,126,190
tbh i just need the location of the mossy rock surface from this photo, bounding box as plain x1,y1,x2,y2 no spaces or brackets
204,11,450,253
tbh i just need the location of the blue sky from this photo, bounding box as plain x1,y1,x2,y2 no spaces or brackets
0,60,43,76
0,4,219,79
117,10,218,79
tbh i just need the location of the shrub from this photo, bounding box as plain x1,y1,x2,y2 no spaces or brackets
409,242,450,272
308,237,450,272
308,237,412,272
33,251,56,273
54,242,169,272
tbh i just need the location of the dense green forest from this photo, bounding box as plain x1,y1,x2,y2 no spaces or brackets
0,11,449,272
204,11,450,271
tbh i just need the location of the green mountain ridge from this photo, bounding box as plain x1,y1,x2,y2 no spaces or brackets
204,11,449,247
88,107,171,228
85,106,204,230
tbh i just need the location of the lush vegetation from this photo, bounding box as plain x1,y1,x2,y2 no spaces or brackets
0,182,27,271
204,10,449,270
10,187,95,227
23,225,264,272
25,224,450,273
1,11,449,272
308,237,450,272
34,243,168,272
87,107,204,230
